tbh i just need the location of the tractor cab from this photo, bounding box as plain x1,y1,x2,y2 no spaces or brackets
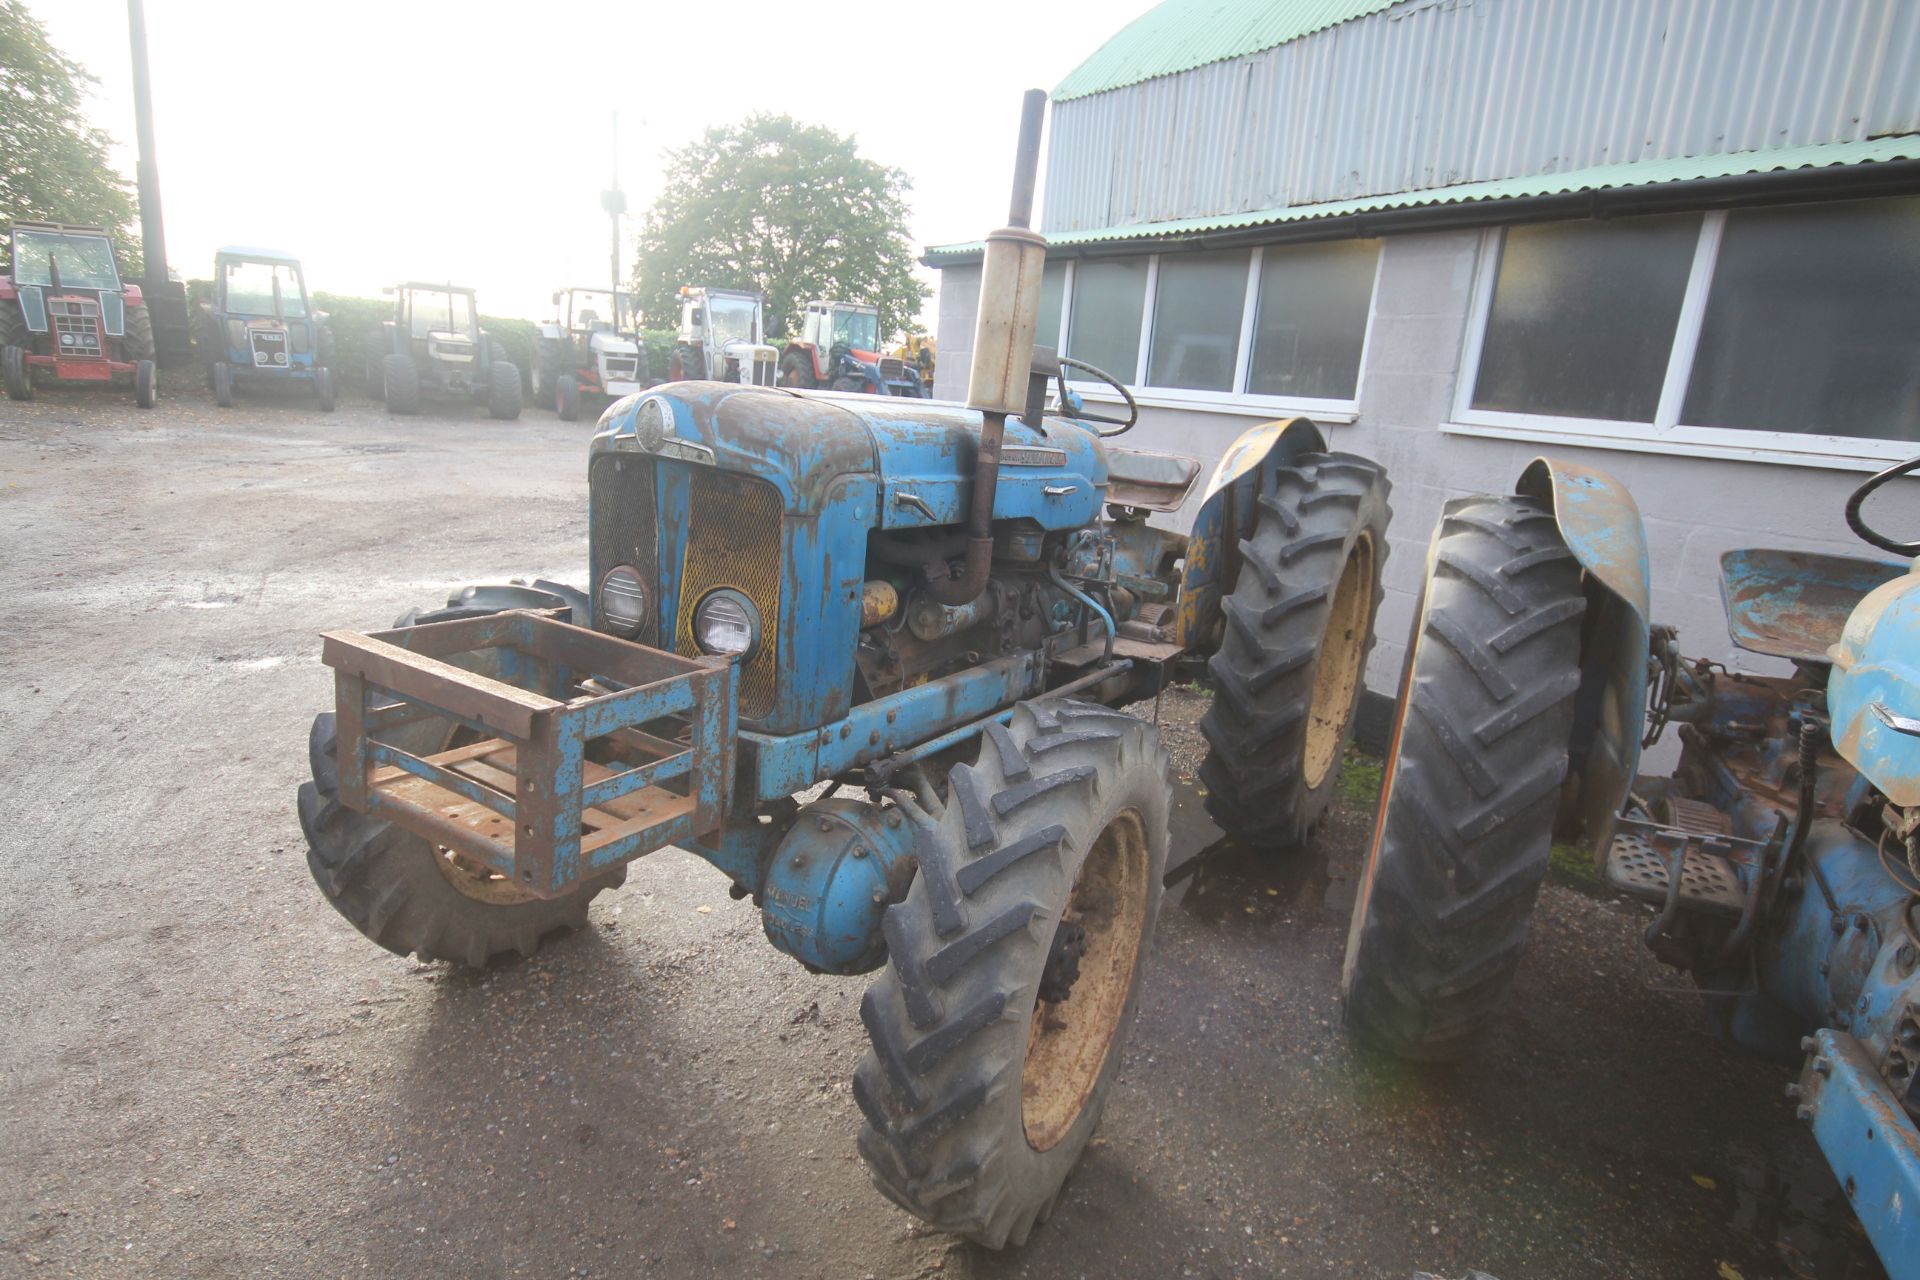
0,221,157,407
669,285,777,386
195,247,335,410
534,288,648,420
779,299,925,397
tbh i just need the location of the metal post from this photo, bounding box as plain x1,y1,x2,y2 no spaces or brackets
126,0,167,287
604,112,627,332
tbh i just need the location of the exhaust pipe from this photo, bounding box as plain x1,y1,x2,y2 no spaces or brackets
925,89,1049,607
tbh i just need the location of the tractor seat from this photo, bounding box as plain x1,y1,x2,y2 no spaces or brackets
1104,447,1204,513
1719,548,1908,663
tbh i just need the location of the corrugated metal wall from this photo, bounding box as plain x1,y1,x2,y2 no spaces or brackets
1042,0,1920,233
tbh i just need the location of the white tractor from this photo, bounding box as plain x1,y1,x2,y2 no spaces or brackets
533,288,650,421
667,285,777,386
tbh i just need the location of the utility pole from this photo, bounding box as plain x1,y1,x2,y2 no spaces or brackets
126,0,189,362
602,112,627,331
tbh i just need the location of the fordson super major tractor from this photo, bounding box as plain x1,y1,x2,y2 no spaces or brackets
533,287,650,422
365,282,522,419
779,299,928,397
194,247,337,411
0,222,157,408
295,93,1392,1247
1342,454,1920,1277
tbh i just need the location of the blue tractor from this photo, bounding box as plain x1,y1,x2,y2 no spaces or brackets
1342,454,1920,1277
294,93,1394,1246
194,247,336,411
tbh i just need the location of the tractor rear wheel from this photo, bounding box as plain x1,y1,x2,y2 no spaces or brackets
855,700,1169,1248
4,345,34,401
488,359,522,420
123,304,156,362
555,372,581,421
779,351,817,389
212,361,234,408
1198,452,1390,848
1341,494,1586,1061
298,712,624,968
383,353,420,414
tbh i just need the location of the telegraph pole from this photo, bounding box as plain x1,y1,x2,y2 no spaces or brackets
126,0,189,362
603,112,627,331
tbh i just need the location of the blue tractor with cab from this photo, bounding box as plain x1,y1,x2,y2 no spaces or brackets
194,247,336,411
294,93,1393,1247
1342,453,1920,1278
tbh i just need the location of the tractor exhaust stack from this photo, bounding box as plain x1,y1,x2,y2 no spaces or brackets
928,89,1050,607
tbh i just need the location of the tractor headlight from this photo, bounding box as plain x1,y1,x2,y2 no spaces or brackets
598,565,648,637
635,394,674,450
693,589,760,659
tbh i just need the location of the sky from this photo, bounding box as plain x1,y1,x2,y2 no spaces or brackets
26,0,1151,329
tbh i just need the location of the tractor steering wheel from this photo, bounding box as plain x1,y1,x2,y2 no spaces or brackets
1053,356,1138,437
1846,454,1920,555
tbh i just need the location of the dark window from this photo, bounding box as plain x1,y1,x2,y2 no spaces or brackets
1683,198,1920,442
1035,261,1068,353
1146,249,1248,392
1065,259,1148,384
1473,214,1699,421
1247,240,1378,400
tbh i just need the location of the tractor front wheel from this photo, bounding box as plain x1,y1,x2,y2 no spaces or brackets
1198,452,1390,848
383,354,421,415
4,345,34,401
555,372,581,421
855,699,1169,1248
298,712,624,967
488,360,523,420
1341,494,1586,1061
134,359,157,409
212,361,234,408
315,365,337,413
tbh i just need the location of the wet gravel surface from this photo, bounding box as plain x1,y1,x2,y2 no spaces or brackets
0,388,1888,1279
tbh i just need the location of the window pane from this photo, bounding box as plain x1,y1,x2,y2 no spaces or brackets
1472,214,1699,421
1248,239,1378,399
1035,261,1067,353
1066,258,1147,383
1682,198,1920,442
1146,250,1248,391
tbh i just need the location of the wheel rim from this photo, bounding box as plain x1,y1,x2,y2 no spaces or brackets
1022,807,1149,1152
1302,531,1374,790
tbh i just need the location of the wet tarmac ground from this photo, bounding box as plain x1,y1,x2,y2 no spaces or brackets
0,389,1889,1278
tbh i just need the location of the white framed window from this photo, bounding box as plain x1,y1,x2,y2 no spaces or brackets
1451,197,1920,467
1054,239,1381,421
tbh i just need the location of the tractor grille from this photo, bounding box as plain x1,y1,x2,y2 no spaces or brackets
675,469,783,719
588,453,659,645
49,298,102,357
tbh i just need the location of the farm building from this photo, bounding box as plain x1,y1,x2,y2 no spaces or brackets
925,0,1920,707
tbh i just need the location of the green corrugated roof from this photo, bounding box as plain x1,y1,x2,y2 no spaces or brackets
923,135,1920,262
1053,0,1399,102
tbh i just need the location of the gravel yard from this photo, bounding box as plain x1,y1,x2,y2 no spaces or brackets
0,385,1885,1279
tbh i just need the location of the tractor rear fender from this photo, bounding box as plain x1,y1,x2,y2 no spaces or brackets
1174,417,1329,650
1514,457,1652,863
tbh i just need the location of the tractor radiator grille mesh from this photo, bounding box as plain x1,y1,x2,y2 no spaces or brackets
588,453,659,645
676,470,782,719
50,298,102,357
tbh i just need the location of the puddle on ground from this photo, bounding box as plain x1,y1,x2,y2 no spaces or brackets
1160,774,1351,926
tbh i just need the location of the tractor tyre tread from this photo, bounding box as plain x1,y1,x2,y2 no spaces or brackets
383,353,420,414
123,303,156,362
0,296,28,350
2,344,31,401
298,711,622,967
855,699,1170,1248
1341,493,1585,1061
555,372,580,421
1197,451,1390,847
488,359,522,420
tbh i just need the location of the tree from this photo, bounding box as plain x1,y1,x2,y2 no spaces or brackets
0,1,138,261
631,115,926,342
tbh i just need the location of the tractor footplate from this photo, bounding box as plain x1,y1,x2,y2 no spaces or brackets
321,608,735,899
1603,827,1747,915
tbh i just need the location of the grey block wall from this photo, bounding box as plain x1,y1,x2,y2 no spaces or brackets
933,231,1898,701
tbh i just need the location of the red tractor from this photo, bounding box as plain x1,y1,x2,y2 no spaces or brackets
778,299,925,396
0,222,157,408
